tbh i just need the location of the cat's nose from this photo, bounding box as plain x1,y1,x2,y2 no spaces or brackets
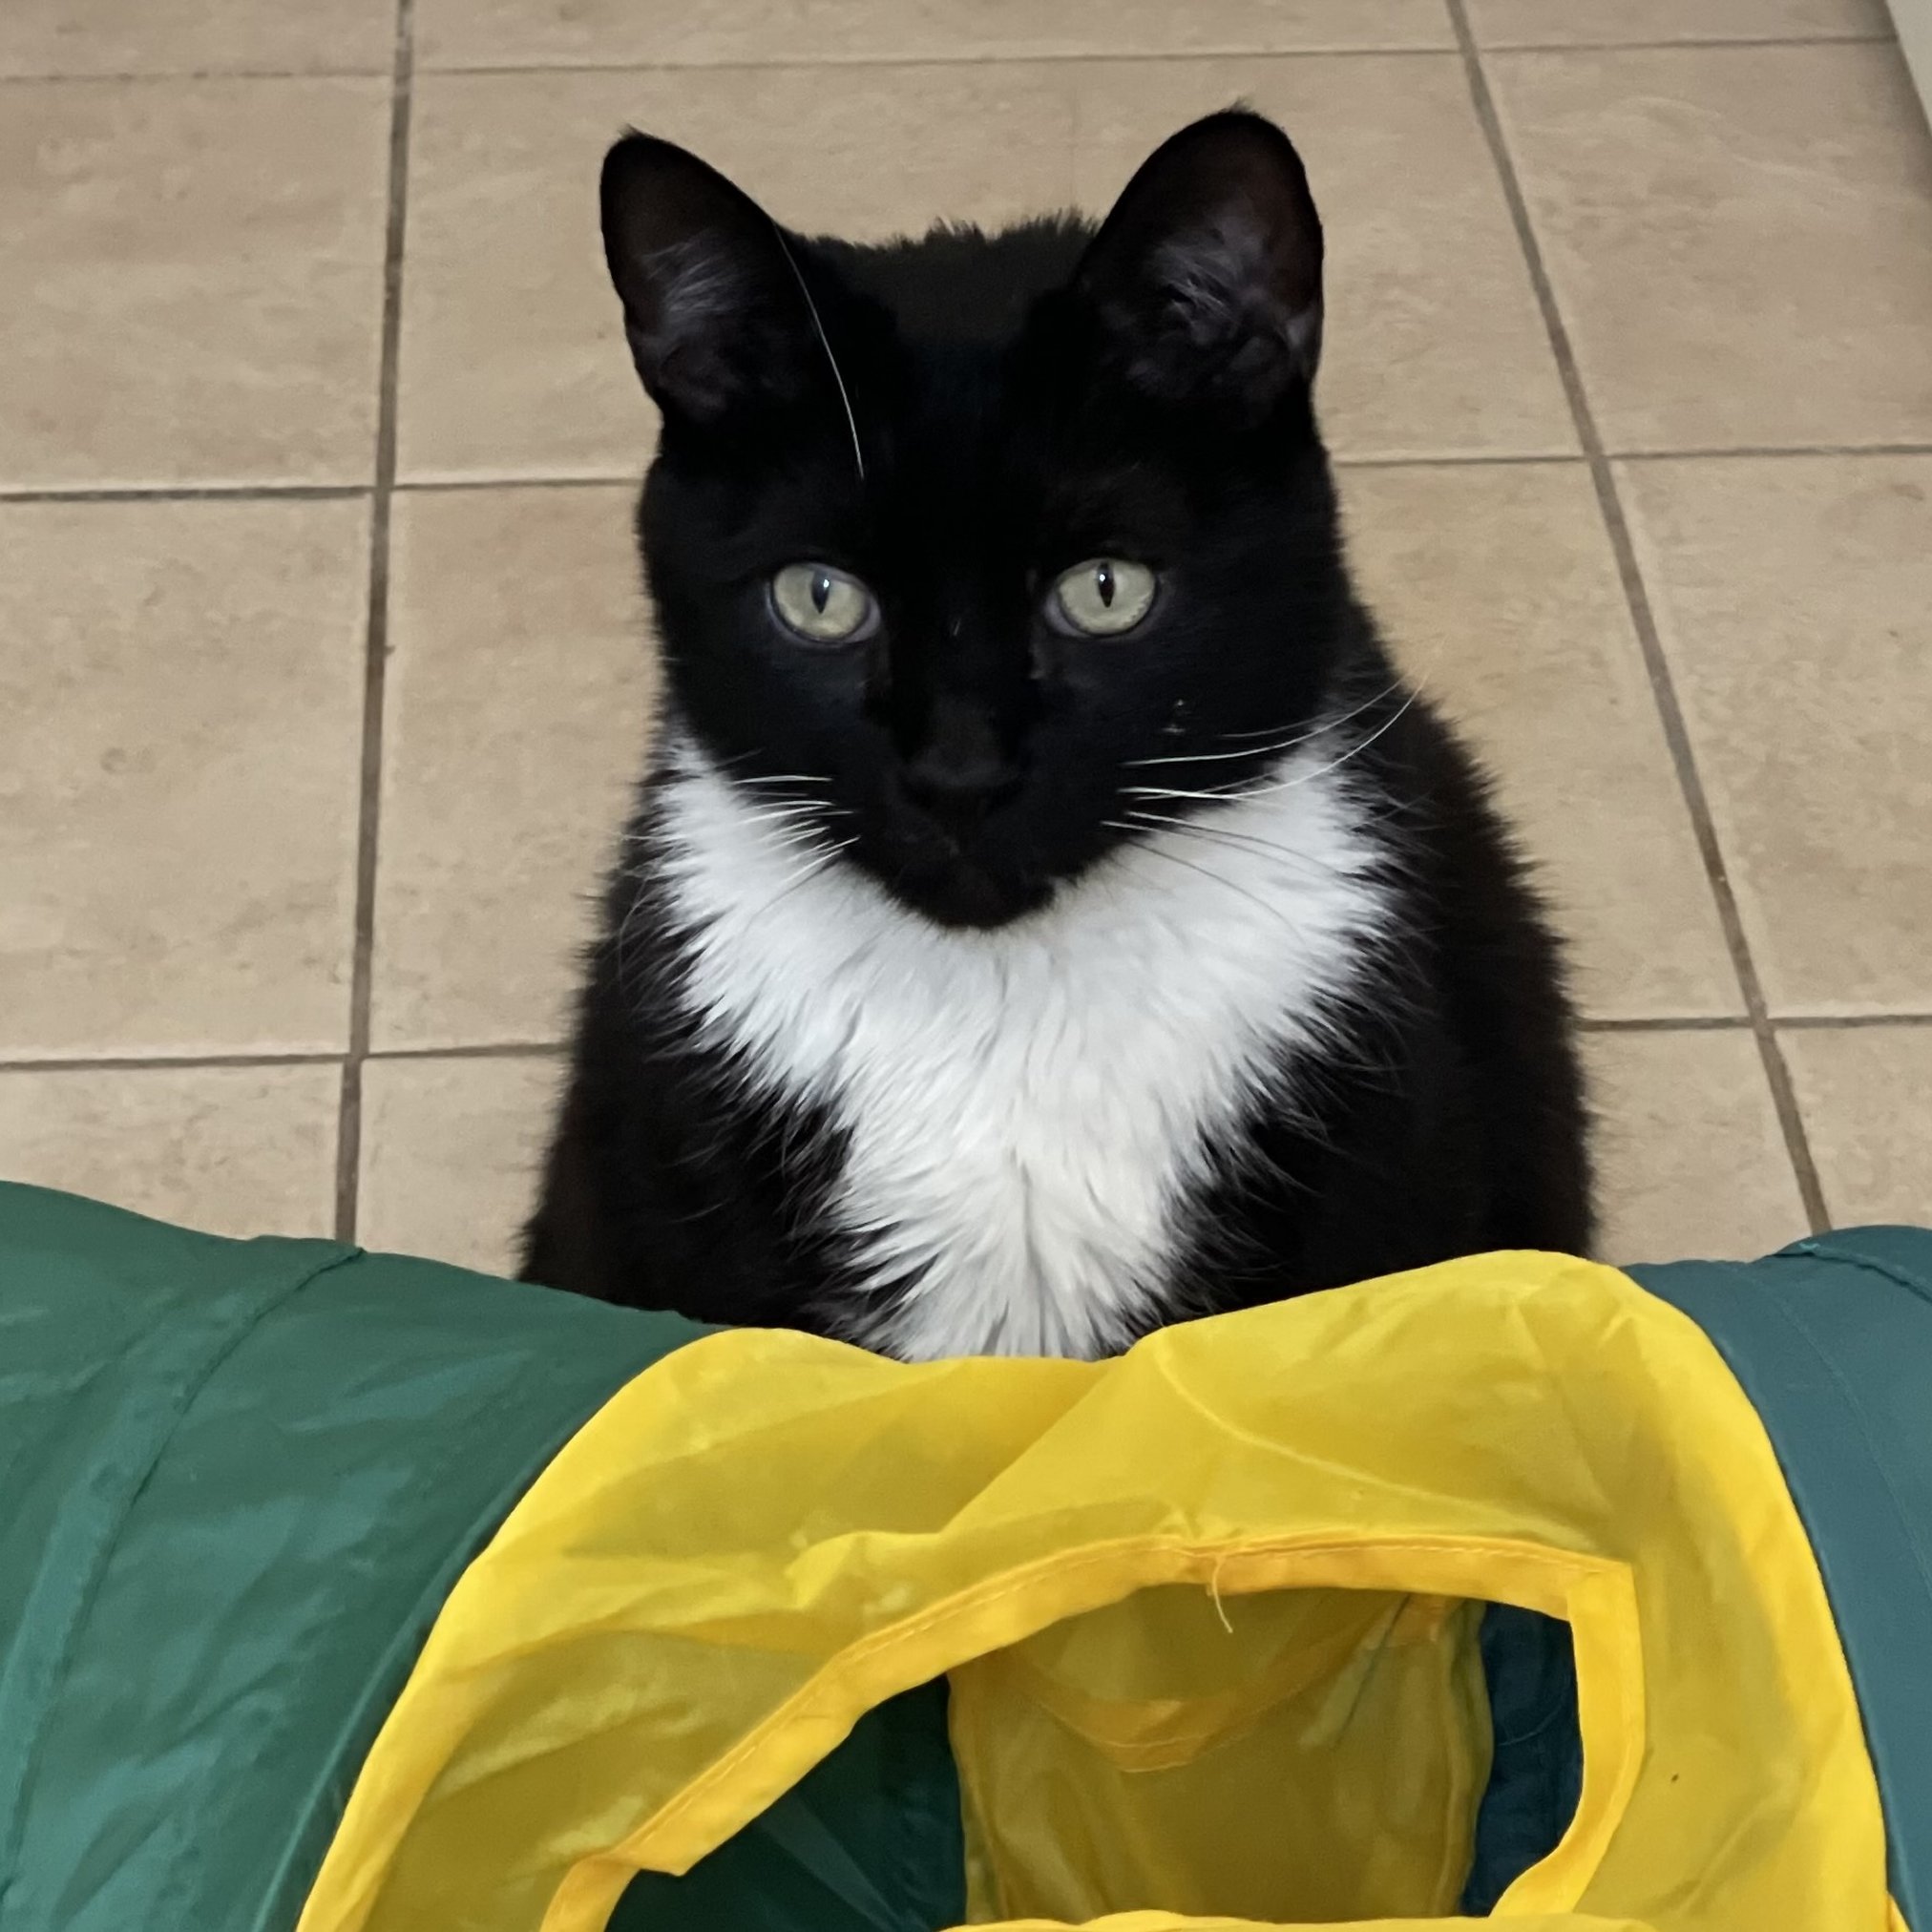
899,698,1020,821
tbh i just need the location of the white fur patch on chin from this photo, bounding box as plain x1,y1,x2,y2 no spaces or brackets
651,736,1395,1362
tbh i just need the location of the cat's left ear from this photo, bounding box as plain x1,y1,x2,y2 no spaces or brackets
1075,110,1324,414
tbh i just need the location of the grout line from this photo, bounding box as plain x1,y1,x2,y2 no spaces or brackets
0,30,1889,88
20,1018,1932,1083
360,1040,567,1060
0,484,370,505
391,473,643,493
1576,1015,1932,1035
0,1051,344,1076
0,1043,563,1078
1613,440,1932,464
1474,32,1893,55
1334,449,1578,470
0,1043,565,1077
390,459,1600,487
411,48,1464,76
1444,0,1835,1236
17,1021,1932,1082
0,30,1891,88
1579,1017,1746,1034
336,0,417,1247
10,445,1929,514
1571,1011,1932,1037
398,33,1893,76
1774,1012,1932,1031
0,65,389,84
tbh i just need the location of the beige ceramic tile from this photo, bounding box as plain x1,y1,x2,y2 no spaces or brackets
415,0,1450,69
373,486,656,1049
1586,1028,1808,1261
1782,1025,1932,1227
0,1061,341,1240
0,499,368,1057
1618,454,1932,1015
357,1053,559,1273
1340,463,1736,1018
0,0,394,77
399,65,1077,480
1,76,388,489
1467,0,1891,46
1488,43,1932,452
1069,55,1576,459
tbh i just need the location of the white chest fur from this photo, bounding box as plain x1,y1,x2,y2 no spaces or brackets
651,741,1393,1361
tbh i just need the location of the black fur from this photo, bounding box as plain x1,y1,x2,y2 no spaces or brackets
523,112,1592,1349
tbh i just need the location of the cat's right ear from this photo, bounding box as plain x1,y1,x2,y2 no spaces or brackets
599,132,816,424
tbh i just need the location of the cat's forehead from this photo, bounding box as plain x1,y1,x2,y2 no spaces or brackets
809,215,1094,347
732,217,1195,547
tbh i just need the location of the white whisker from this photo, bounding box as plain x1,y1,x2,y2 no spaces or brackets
1129,685,1422,808
1122,677,1407,778
1124,808,1362,883
1124,726,1323,769
769,220,865,485
1244,686,1422,799
751,836,859,920
732,802,841,831
1102,822,1311,937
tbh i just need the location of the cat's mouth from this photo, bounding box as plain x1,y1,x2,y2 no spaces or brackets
877,836,1055,931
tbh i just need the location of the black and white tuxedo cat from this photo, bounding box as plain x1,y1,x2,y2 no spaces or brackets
522,110,1593,1359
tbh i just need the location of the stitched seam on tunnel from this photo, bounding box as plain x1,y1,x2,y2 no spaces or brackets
1722,1258,1932,1634
620,1532,1625,1856
267,1311,685,1932
1779,1237,1932,1308
0,1243,363,1903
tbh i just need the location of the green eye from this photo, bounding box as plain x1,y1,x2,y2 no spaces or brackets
1051,557,1157,637
769,563,878,644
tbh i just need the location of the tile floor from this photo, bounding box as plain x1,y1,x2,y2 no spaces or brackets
4,0,1930,1280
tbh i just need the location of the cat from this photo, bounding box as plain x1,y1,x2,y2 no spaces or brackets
521,108,1593,1361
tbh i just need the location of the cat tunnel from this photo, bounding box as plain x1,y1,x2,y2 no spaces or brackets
2,1179,1926,1932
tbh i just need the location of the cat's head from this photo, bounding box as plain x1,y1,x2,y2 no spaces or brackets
603,110,1361,929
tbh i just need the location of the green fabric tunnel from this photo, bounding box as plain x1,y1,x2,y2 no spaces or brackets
1,1181,1928,1932
0,1184,704,1932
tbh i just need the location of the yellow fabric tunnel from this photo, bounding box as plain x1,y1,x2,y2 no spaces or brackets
285,1250,1900,1932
